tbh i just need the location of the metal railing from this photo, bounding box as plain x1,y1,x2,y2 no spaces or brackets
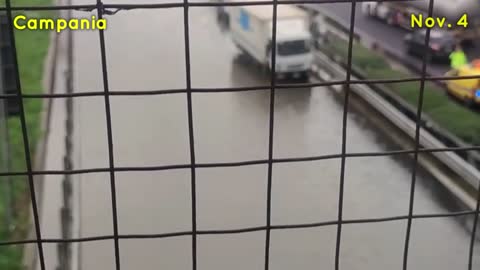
0,62,13,234
0,1,480,270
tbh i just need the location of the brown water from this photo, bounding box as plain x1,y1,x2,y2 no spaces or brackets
63,1,480,269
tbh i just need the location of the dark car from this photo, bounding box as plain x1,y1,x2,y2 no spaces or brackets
404,29,456,63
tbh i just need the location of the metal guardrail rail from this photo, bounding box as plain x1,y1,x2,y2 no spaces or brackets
314,51,479,208
0,41,13,235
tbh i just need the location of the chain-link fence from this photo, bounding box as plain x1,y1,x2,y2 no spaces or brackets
1,0,480,270
0,9,22,267
0,70,13,235
0,9,15,236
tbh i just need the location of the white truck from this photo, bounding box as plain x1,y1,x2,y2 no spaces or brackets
361,0,480,44
228,3,313,80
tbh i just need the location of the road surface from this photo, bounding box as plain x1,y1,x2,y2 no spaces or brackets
60,0,480,269
310,2,480,75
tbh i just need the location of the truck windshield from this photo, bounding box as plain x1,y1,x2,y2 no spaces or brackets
277,40,310,56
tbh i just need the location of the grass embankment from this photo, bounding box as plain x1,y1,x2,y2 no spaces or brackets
0,1,53,269
321,36,480,145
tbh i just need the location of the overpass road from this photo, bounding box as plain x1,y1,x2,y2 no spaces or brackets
309,2,480,76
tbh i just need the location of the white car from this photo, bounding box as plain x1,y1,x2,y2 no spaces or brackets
361,1,397,25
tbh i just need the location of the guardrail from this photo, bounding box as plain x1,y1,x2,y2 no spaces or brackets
299,4,480,177
313,51,479,209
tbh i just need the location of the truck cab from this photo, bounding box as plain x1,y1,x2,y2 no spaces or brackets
266,21,313,79
228,3,313,81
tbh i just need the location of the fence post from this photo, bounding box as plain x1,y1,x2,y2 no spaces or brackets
0,11,13,232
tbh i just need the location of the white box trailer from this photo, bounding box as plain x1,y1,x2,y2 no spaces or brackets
228,3,313,79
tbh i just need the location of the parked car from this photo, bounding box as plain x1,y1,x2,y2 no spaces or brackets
444,65,480,107
404,29,456,63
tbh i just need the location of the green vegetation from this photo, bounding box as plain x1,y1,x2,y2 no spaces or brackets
322,36,480,145
0,0,53,269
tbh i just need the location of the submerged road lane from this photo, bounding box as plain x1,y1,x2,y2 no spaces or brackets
68,1,480,269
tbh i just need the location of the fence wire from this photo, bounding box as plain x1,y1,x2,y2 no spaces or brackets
1,1,480,270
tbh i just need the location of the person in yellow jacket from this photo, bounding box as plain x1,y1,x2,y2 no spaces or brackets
449,44,468,69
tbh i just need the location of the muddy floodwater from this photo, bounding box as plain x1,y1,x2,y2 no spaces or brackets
55,0,480,269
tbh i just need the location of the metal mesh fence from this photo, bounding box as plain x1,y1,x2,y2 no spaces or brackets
0,0,480,270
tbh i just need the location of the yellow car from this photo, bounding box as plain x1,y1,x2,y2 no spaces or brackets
444,65,480,106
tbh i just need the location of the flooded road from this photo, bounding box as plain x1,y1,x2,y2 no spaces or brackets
68,1,480,269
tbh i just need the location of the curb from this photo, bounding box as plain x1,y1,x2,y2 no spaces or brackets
22,12,60,270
